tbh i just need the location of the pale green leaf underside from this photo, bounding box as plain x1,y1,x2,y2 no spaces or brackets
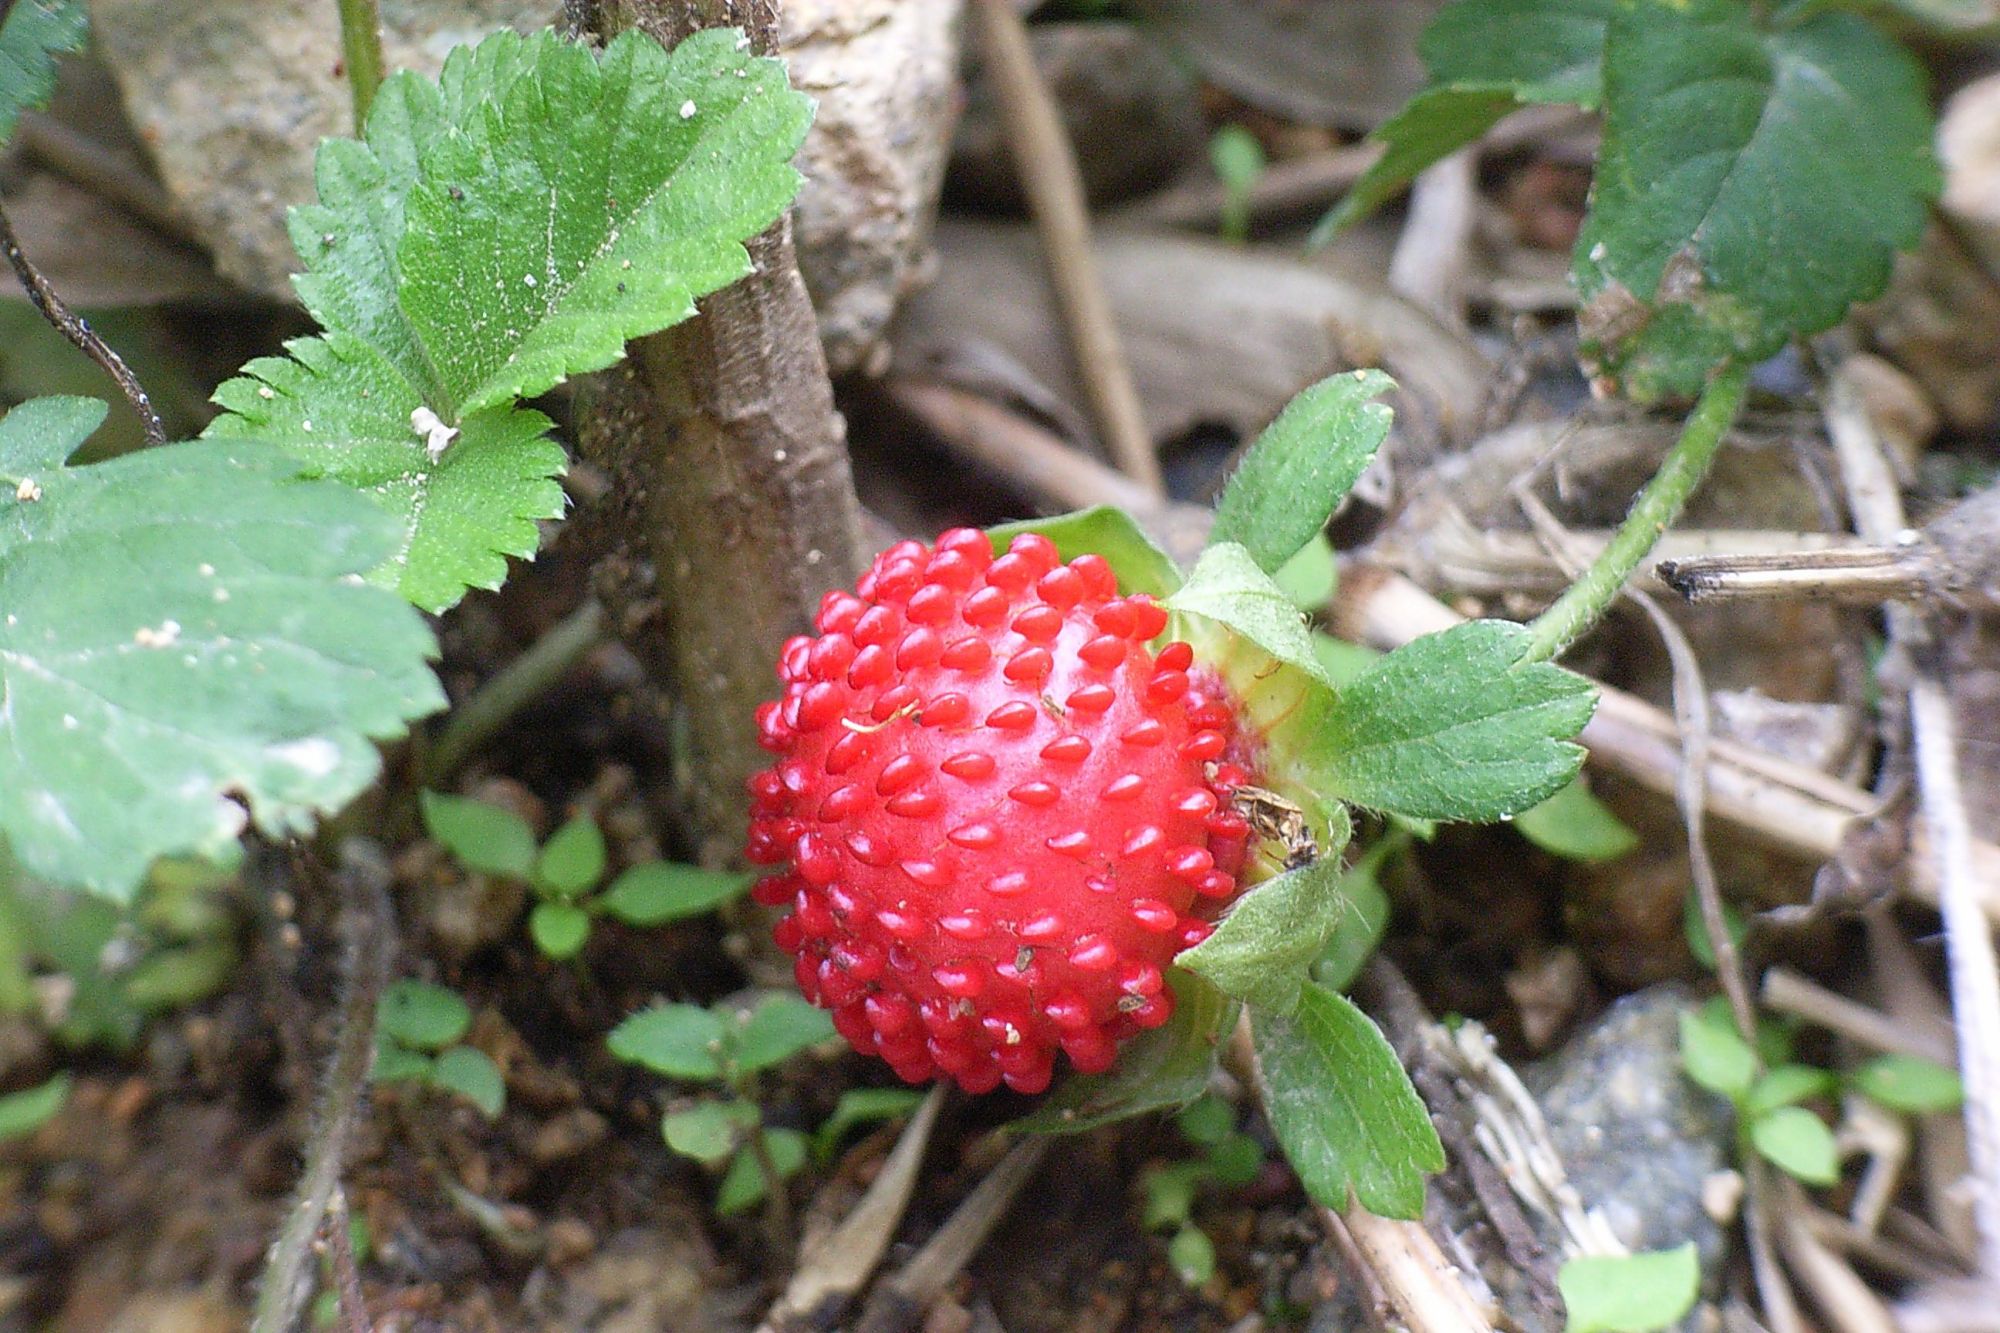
1252,982,1444,1218
1558,1244,1700,1333
0,399,443,899
207,27,812,612
1576,0,1938,400
0,0,85,145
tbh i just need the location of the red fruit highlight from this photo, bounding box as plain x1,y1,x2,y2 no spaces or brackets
747,529,1253,1094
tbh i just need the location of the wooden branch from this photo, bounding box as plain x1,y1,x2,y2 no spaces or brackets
579,0,868,867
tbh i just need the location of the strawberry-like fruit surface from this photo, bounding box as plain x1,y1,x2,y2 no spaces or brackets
746,529,1255,1095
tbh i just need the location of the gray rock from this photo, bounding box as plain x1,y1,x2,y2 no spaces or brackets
1527,984,1734,1277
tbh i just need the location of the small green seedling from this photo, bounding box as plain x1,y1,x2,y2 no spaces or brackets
1680,997,1964,1194
0,1071,70,1143
1138,1093,1266,1287
607,991,902,1216
372,979,505,1119
420,791,753,962
1208,124,1265,245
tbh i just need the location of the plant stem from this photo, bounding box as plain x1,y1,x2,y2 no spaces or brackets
749,1122,796,1254
336,0,385,132
1519,361,1750,664
0,201,166,446
420,599,608,788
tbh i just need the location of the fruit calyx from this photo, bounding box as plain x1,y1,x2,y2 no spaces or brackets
746,529,1258,1094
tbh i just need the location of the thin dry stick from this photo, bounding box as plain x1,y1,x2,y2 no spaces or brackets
1761,969,1957,1067
1824,360,2000,1276
252,842,395,1333
966,0,1162,495
1326,1205,1497,1333
0,200,165,445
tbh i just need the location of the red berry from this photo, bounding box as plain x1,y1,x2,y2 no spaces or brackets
746,530,1253,1095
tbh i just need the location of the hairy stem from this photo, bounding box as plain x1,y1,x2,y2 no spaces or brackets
579,0,866,867
0,201,165,446
251,843,394,1333
335,0,385,132
1520,361,1749,664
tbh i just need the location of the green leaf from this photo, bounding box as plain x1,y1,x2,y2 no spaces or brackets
716,1127,808,1215
1175,1093,1235,1148
813,1087,926,1161
664,1099,759,1165
371,1042,434,1083
420,791,537,881
1682,891,1748,973
1313,836,1396,993
988,507,1182,599
607,1003,726,1082
528,901,592,960
1252,983,1443,1219
1316,88,1519,244
0,1071,69,1141
1851,1054,1964,1115
1575,0,1939,401
121,939,237,1013
430,1045,505,1118
1514,778,1638,863
1273,533,1336,612
1167,542,1331,686
1143,1161,1207,1231
1179,812,1355,1014
1557,1243,1701,1333
599,862,752,926
1678,1007,1755,1103
1209,370,1394,575
0,0,86,145
1207,1132,1264,1187
1299,620,1594,822
534,816,606,898
1014,971,1236,1134
1748,1064,1837,1117
1751,1105,1840,1186
1420,0,1613,104
1168,1224,1217,1286
378,979,471,1051
0,400,444,900
729,993,837,1074
206,28,812,612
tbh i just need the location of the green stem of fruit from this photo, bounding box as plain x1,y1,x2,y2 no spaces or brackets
336,0,386,132
1519,361,1750,665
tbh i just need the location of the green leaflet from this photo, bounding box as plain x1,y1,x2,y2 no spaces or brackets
0,398,443,899
207,28,813,612
1576,0,1938,400
0,0,85,145
1558,1245,1701,1333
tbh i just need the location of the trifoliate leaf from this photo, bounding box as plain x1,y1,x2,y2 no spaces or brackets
1851,1054,1964,1115
1575,0,1938,401
607,1003,726,1082
534,815,606,899
207,27,813,612
1014,971,1236,1135
420,791,537,881
1252,982,1443,1219
664,1099,758,1165
1167,542,1331,686
729,993,836,1074
1297,620,1593,822
371,1042,434,1084
0,399,444,899
378,980,472,1051
0,1071,69,1142
1750,1105,1840,1186
599,862,753,926
1514,777,1638,863
989,506,1183,599
1209,370,1393,575
716,1128,808,1215
430,1045,505,1118
1179,809,1355,1015
1558,1244,1701,1333
1314,0,1611,242
0,0,85,145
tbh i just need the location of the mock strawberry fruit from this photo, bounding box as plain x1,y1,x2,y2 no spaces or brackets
745,529,1255,1095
